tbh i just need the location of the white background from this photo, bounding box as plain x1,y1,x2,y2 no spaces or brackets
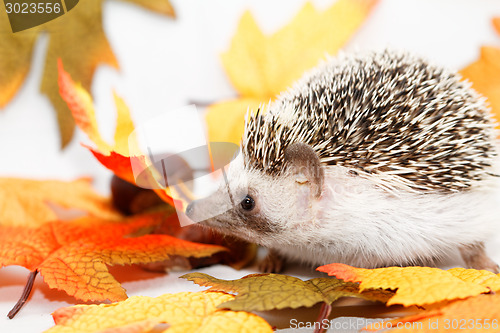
1,0,500,332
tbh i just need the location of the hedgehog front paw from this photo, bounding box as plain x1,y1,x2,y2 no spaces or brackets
459,243,499,273
259,249,286,273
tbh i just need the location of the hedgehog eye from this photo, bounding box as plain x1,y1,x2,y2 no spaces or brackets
240,195,255,211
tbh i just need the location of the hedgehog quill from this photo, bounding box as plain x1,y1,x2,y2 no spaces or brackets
187,50,500,273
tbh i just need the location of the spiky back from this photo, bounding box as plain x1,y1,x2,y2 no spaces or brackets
242,50,498,192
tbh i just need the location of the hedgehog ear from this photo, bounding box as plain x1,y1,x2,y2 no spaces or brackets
284,142,324,198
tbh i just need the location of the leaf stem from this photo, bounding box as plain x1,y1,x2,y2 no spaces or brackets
7,270,38,319
313,302,332,333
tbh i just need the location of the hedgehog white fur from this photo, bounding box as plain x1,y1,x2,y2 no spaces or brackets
187,50,500,273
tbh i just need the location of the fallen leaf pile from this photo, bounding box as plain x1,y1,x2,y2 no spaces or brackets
0,0,174,147
180,266,500,332
44,264,500,333
2,1,500,332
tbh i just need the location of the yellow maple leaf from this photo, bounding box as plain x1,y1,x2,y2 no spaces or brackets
317,263,500,307
448,267,500,291
0,178,121,227
46,291,273,333
460,17,500,130
206,0,378,145
0,0,174,147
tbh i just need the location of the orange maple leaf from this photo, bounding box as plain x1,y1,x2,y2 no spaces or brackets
0,213,225,318
57,60,173,205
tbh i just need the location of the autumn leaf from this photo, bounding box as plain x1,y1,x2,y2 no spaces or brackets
0,177,121,227
317,263,500,307
181,272,393,312
364,294,500,332
460,17,500,130
206,0,378,145
0,0,174,148
0,14,38,108
0,213,226,318
58,61,173,205
447,267,500,291
46,291,273,333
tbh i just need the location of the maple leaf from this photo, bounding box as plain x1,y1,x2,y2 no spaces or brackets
460,17,500,130
364,294,500,332
317,263,500,307
58,61,173,205
205,0,378,145
46,291,273,333
0,177,121,227
181,272,393,311
447,267,500,291
0,213,226,318
0,0,174,148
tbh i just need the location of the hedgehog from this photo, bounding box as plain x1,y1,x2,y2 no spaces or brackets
186,50,500,273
